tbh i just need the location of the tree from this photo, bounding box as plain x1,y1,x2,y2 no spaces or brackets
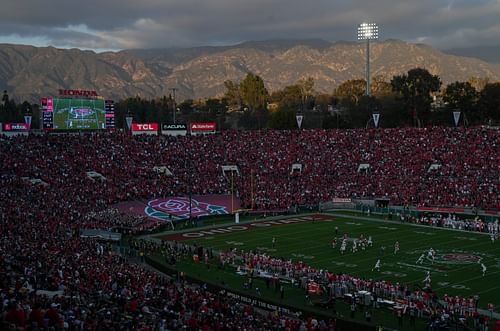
223,80,242,110
297,77,315,111
273,85,302,111
468,77,490,93
443,81,478,124
333,79,366,107
391,68,441,127
371,76,394,97
239,73,269,112
478,82,500,124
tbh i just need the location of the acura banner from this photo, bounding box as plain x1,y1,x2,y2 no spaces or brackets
162,123,187,136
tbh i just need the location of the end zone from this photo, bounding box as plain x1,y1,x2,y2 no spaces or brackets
161,214,331,241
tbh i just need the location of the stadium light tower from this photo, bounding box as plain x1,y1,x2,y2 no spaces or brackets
357,22,379,96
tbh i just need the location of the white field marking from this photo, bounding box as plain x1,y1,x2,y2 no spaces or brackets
436,282,471,290
332,261,358,268
381,270,407,278
477,283,500,295
378,226,397,231
433,268,500,291
226,241,244,246
256,246,277,252
397,262,447,273
414,231,436,236
204,237,215,240
291,253,315,260
346,222,362,226
454,236,478,241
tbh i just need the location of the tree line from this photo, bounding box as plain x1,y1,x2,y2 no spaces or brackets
1,68,499,129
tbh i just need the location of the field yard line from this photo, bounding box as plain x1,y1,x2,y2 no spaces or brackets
433,268,500,291
477,283,500,295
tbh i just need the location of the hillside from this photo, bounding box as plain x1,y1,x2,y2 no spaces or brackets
1,40,499,102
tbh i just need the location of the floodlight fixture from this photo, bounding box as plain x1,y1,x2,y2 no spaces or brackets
357,22,379,40
357,22,379,96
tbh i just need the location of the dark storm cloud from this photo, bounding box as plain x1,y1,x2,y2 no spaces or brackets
0,0,498,50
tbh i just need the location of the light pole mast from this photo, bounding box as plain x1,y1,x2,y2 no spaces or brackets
357,22,379,96
169,87,178,123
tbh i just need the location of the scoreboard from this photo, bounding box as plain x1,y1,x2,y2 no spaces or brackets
105,100,115,129
41,97,115,130
41,98,54,129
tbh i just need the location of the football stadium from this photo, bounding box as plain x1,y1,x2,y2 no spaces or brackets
1,126,499,330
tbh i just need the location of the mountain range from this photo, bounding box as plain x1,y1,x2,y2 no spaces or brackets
0,39,499,102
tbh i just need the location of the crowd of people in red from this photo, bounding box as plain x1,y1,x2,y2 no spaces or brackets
0,126,498,330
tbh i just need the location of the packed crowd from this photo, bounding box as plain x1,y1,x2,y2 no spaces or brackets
1,127,498,330
83,209,160,231
1,127,498,212
398,213,499,235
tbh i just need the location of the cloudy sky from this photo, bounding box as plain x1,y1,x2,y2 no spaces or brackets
0,0,499,52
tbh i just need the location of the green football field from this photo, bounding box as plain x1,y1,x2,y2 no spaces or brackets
181,214,500,311
53,98,105,130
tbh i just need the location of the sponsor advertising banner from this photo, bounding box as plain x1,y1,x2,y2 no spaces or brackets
190,122,216,133
132,123,158,131
162,123,187,130
132,123,158,135
3,123,30,131
162,123,188,136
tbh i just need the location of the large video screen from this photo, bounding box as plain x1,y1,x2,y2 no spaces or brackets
50,98,106,130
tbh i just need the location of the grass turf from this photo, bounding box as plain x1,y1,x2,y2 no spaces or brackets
181,214,500,311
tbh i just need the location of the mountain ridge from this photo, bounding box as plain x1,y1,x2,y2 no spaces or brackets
0,40,499,102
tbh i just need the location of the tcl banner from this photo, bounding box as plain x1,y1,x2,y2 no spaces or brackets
190,122,216,133
3,123,30,132
131,123,158,135
132,123,158,131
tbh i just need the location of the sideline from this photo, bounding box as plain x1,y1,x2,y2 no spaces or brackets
326,210,494,237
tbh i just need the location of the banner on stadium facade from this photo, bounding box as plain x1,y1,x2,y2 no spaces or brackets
417,206,466,213
125,116,133,130
2,122,30,132
296,115,303,129
24,115,32,126
162,123,187,136
332,198,352,203
58,89,98,98
372,113,380,128
131,123,158,135
453,111,461,126
162,123,187,130
190,122,216,134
